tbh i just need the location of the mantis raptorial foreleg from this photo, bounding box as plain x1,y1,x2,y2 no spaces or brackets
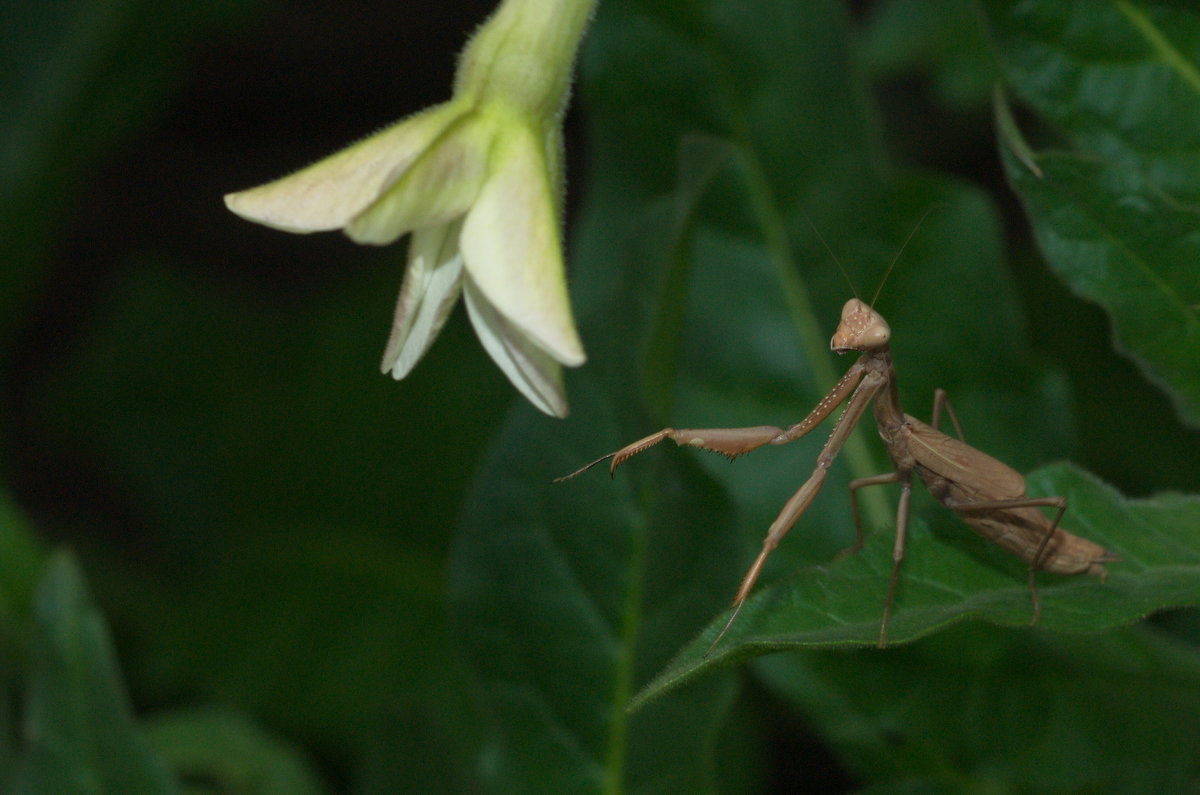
553,426,786,482
555,360,873,483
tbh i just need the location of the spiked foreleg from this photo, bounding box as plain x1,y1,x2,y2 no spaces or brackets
554,425,787,481
556,361,872,482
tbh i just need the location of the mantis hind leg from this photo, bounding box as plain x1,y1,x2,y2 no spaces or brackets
844,473,926,648
951,495,1068,627
840,469,915,647
878,473,914,648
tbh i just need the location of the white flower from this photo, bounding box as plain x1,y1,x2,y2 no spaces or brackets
224,0,594,417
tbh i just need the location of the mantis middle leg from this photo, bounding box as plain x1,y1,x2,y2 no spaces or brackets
930,387,966,441
846,468,914,647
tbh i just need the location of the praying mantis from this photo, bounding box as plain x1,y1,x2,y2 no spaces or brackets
558,287,1117,651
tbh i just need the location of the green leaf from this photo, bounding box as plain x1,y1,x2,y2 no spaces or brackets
39,257,498,784
861,0,998,109
145,707,324,795
0,494,44,783
757,621,1200,791
0,491,44,647
984,0,1200,425
1001,148,1200,428
631,463,1200,708
7,553,177,794
984,0,1200,198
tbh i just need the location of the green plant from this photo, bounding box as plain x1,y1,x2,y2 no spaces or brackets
3,0,1199,791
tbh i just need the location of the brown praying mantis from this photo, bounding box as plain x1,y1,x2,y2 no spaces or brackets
558,271,1117,651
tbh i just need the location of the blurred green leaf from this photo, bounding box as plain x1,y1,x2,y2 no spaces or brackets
0,495,44,784
39,260,495,781
0,0,251,349
632,463,1200,708
39,258,506,538
758,621,1200,791
861,0,998,108
7,553,177,794
984,0,1200,426
0,492,44,647
146,707,324,795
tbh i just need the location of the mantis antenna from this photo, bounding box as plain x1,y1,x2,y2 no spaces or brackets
800,204,944,308
869,203,945,308
800,209,858,299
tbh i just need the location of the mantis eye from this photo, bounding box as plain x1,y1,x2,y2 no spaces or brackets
860,318,891,348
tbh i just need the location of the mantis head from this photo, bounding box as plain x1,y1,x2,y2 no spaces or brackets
831,298,891,353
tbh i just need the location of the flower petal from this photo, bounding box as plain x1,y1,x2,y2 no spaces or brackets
346,110,495,246
224,100,466,233
459,121,585,368
463,274,568,417
380,223,465,379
